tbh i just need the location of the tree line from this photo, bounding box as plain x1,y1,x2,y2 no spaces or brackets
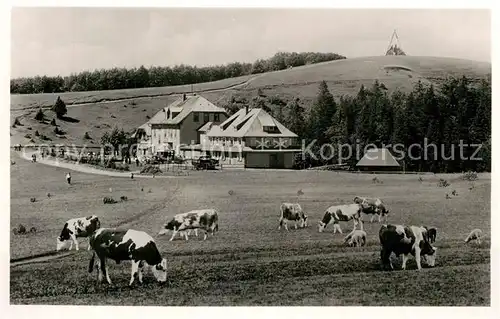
10,52,345,94
233,76,491,173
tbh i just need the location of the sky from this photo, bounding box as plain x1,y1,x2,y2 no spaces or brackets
10,8,491,78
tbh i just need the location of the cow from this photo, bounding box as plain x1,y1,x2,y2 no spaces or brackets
158,209,219,241
343,229,367,247
353,196,389,223
88,228,167,286
318,204,363,233
465,228,483,245
379,224,438,271
56,215,101,251
66,172,71,185
278,203,308,231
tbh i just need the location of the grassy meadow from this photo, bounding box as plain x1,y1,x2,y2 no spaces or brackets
10,151,491,305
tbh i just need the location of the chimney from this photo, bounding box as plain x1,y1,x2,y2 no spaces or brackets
182,93,186,101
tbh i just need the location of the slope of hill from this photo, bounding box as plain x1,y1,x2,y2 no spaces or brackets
10,56,491,146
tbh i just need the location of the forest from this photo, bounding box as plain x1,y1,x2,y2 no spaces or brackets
10,52,345,94
236,76,491,173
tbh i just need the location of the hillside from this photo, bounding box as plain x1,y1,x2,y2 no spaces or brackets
10,56,491,146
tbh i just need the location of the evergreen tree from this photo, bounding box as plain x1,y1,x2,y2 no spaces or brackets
286,98,306,138
52,96,67,118
308,81,336,145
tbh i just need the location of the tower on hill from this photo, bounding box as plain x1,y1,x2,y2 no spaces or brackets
385,29,407,56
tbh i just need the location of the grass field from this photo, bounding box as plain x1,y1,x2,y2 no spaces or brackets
10,56,491,146
10,151,491,305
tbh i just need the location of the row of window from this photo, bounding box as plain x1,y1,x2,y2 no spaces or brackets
209,137,244,146
193,112,221,123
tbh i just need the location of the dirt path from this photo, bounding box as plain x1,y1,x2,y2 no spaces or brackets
19,151,182,179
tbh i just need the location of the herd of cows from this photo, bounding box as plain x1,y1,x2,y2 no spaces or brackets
54,196,484,287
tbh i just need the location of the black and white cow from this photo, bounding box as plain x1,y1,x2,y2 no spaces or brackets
379,224,438,271
88,228,167,286
343,229,367,247
278,203,308,231
353,196,389,223
158,209,219,241
318,204,363,233
56,215,101,251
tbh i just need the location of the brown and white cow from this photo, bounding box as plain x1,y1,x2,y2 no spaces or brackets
318,204,363,233
379,224,438,271
158,209,219,241
465,228,483,245
56,215,101,251
353,196,389,223
88,228,167,286
278,203,308,231
343,229,367,247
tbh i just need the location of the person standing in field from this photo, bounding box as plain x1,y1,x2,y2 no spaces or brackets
66,172,71,185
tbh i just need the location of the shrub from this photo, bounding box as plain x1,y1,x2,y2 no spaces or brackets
462,171,478,181
24,134,31,139
437,179,450,188
140,165,162,175
14,224,26,235
30,197,36,203
105,160,117,169
83,132,91,140
35,109,45,121
120,196,128,201
54,127,65,135
34,130,40,137
130,101,137,106
40,134,51,141
103,196,117,204
50,118,57,126
14,117,21,126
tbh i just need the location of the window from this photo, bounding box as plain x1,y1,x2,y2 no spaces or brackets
214,113,220,122
194,113,199,122
204,113,210,123
263,125,280,133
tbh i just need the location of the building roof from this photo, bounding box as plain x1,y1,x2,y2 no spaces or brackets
206,108,298,138
356,148,400,167
131,123,151,138
149,94,227,125
198,121,214,133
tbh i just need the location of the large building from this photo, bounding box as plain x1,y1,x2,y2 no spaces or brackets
138,94,228,157
181,107,301,169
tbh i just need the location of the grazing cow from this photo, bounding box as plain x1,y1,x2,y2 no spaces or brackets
318,204,363,233
353,196,389,223
88,228,167,286
379,224,438,271
344,229,367,247
424,226,437,243
278,203,308,231
158,209,219,241
465,228,483,245
56,215,101,251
